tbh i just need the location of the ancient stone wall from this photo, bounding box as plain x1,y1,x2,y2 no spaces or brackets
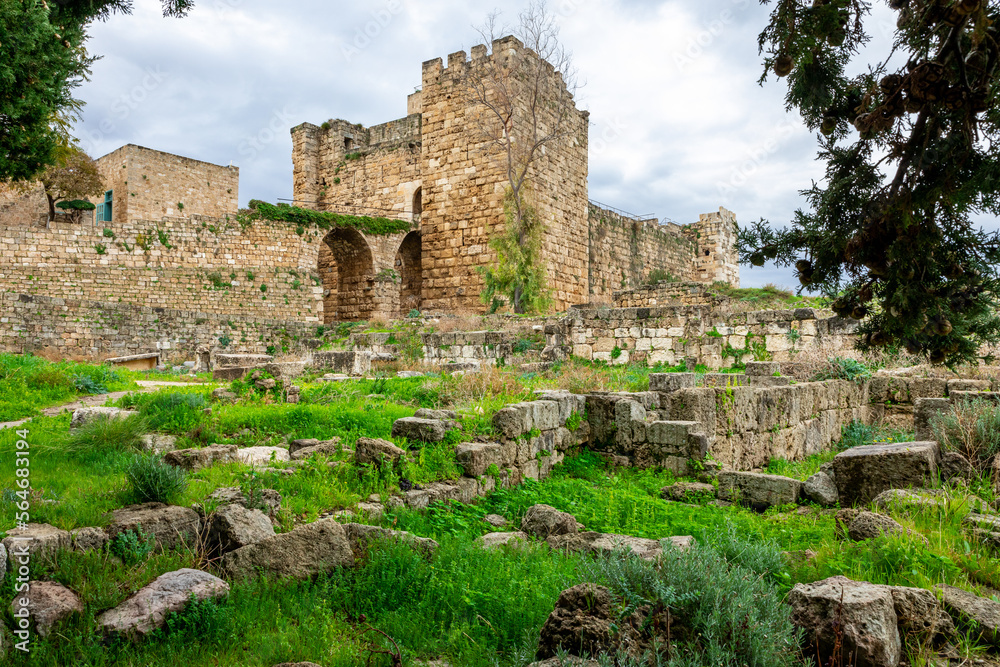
0,183,50,228
92,145,239,224
291,117,422,220
419,38,590,313
0,215,323,321
0,292,321,363
555,305,858,369
690,208,739,287
587,204,699,301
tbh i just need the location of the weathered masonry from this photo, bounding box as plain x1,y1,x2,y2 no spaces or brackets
292,35,740,317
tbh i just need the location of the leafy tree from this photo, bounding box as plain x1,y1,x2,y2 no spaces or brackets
0,1,193,183
743,0,1000,365
468,2,578,313
38,146,104,221
479,189,551,315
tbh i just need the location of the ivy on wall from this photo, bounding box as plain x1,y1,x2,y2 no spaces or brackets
237,200,413,236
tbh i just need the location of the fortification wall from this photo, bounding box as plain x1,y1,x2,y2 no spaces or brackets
554,305,858,369
587,205,699,300
0,215,323,321
93,145,239,223
419,38,589,313
0,292,320,363
292,118,422,220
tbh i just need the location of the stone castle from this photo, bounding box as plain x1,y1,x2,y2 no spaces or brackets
292,35,739,318
0,36,741,360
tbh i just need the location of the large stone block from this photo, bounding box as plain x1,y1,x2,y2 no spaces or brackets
788,576,901,667
163,444,238,471
98,569,229,636
391,417,451,443
455,442,503,477
833,442,940,506
648,373,697,394
717,471,801,509
220,518,354,580
106,503,202,551
310,351,372,376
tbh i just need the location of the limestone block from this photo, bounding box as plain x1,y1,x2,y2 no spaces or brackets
833,442,940,506
717,471,802,509
456,442,503,477
914,398,950,441
648,373,697,394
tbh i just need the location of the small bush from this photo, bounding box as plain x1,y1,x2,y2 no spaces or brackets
110,527,155,566
65,414,148,457
645,268,677,285
812,357,871,382
157,593,233,642
583,538,800,667
123,453,188,504
134,391,208,434
932,399,1000,469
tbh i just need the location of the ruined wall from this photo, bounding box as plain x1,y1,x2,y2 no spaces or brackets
556,305,858,369
92,145,239,224
0,215,323,321
0,292,321,363
291,117,422,220
690,208,739,287
587,204,699,301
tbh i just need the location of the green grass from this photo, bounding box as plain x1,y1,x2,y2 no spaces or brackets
0,353,138,421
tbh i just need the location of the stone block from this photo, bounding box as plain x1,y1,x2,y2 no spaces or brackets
391,417,451,443
648,373,697,393
913,398,950,442
310,351,372,376
833,442,940,506
717,471,802,509
455,442,503,477
493,404,531,439
745,361,780,376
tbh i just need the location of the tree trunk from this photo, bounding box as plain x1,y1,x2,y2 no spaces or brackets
46,194,56,222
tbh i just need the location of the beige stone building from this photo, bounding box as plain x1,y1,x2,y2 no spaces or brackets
292,35,739,321
0,144,238,228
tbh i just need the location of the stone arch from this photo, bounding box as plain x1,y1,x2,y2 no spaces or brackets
395,230,422,316
411,187,423,220
319,227,375,324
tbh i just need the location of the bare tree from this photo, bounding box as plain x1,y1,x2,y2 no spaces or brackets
467,2,581,313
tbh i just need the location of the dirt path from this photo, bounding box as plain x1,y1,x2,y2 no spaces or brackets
0,381,209,431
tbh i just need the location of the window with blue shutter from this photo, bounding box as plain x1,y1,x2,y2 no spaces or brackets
102,190,113,222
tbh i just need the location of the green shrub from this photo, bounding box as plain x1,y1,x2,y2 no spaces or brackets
812,357,872,382
123,454,188,504
64,414,148,457
932,399,1000,468
645,268,677,285
110,527,155,566
156,593,233,642
583,540,799,667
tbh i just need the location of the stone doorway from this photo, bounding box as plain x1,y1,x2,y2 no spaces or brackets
395,230,422,316
319,228,375,323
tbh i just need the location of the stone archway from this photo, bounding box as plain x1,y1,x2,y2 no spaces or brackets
319,227,376,324
395,230,422,316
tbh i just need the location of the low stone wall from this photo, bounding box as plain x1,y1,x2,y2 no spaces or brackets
551,305,858,369
585,374,869,471
350,330,520,366
0,292,321,364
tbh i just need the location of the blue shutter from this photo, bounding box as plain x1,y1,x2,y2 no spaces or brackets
96,203,105,221
103,190,113,222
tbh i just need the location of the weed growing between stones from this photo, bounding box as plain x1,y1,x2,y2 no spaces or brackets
122,454,189,504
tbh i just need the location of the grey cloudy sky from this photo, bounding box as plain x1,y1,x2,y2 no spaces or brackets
72,0,908,289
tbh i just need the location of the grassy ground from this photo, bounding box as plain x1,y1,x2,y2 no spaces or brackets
2,357,1000,666
0,354,141,421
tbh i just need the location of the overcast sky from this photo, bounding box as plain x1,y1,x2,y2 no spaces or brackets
73,0,916,289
